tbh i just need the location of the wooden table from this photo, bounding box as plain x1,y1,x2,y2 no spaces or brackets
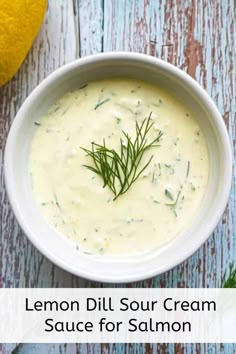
0,0,235,353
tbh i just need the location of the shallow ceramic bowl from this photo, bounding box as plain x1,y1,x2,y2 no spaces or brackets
4,52,232,283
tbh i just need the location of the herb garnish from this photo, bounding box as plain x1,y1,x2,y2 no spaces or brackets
222,263,236,288
81,113,163,200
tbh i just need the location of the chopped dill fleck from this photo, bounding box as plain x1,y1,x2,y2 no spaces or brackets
62,109,69,115
186,161,190,179
79,84,88,89
94,98,110,110
158,162,162,176
153,200,160,204
127,218,143,223
173,137,179,146
165,189,174,201
54,193,61,209
164,164,174,175
116,103,135,114
166,190,182,217
189,182,196,191
34,121,41,126
166,190,181,207
152,172,155,183
52,106,60,113
115,116,121,123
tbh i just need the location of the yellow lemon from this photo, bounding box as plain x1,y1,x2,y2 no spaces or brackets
0,0,47,86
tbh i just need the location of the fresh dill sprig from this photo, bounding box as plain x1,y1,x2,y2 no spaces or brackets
81,113,163,200
222,263,236,288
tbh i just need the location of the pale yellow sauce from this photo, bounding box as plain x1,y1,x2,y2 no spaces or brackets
29,78,209,255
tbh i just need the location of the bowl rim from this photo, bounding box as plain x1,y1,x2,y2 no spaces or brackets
4,52,232,283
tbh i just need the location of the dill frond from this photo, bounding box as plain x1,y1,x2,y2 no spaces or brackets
81,112,163,200
222,263,236,288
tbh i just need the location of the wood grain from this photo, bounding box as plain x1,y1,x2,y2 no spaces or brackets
0,0,235,352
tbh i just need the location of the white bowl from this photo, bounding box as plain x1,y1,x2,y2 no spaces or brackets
4,52,232,283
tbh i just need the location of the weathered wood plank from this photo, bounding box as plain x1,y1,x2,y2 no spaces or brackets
78,0,104,56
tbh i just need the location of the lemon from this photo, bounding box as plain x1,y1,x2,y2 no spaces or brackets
0,0,47,86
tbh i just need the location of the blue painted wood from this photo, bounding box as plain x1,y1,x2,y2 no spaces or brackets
0,0,235,352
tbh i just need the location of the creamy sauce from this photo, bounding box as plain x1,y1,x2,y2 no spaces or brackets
29,78,209,255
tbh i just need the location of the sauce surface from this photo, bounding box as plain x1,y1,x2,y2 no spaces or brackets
29,78,209,255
